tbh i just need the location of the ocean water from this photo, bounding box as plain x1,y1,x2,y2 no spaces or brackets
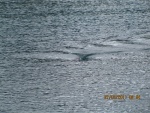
0,0,150,113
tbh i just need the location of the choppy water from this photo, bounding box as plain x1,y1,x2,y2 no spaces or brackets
0,0,150,113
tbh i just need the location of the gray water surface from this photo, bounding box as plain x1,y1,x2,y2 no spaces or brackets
0,0,150,113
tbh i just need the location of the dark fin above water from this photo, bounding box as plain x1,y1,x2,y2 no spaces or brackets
72,53,96,61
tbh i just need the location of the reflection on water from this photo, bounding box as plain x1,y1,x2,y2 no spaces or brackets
0,0,150,113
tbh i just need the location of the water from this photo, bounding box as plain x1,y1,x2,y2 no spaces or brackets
0,0,150,113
